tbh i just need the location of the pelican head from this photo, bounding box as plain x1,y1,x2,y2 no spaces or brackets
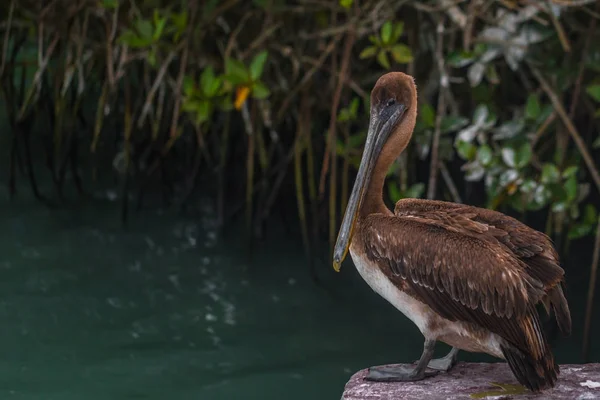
333,72,417,272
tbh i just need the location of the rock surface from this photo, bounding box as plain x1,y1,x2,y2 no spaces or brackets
342,363,600,399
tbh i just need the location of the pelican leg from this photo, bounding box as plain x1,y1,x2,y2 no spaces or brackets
427,347,460,371
366,339,438,382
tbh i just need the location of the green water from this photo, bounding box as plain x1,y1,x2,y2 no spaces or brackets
0,161,597,399
0,182,420,399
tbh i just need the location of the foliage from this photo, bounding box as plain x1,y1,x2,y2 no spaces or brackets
360,21,413,69
0,0,599,259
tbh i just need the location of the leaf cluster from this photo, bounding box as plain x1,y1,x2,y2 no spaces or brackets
1,0,599,256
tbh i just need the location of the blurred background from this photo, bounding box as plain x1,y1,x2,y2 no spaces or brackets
0,0,599,399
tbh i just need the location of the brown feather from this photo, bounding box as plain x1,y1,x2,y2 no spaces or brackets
393,198,572,335
358,203,569,391
363,214,540,319
360,212,561,363
548,284,572,336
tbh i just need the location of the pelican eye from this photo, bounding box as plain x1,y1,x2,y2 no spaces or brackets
386,98,396,107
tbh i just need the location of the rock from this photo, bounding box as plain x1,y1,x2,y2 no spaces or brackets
342,363,600,399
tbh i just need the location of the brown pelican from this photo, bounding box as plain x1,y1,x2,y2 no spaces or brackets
333,72,571,392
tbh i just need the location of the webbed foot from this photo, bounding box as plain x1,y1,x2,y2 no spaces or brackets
366,365,439,382
365,338,438,383
426,347,460,372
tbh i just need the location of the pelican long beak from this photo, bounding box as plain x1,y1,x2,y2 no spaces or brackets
332,103,406,272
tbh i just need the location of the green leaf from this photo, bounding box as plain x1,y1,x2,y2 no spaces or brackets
472,104,489,126
368,35,380,45
464,160,485,181
501,147,516,168
515,143,532,169
568,224,592,240
118,30,151,48
473,43,487,56
339,99,360,122
508,195,526,213
153,11,167,41
347,133,366,149
387,181,400,202
593,135,600,149
182,99,201,113
477,144,493,166
456,140,477,160
250,51,268,81
376,50,390,69
135,19,154,41
337,109,350,122
200,67,215,95
335,138,346,155
359,46,378,59
197,100,211,123
520,179,536,194
183,75,195,96
440,116,469,133
564,174,577,201
537,104,553,123
224,58,249,84
147,49,157,67
532,185,552,209
349,97,360,116
339,0,353,9
252,82,270,99
390,44,413,64
584,204,598,224
171,12,188,35
585,84,600,102
525,94,541,120
562,165,578,178
446,50,475,68
207,77,222,97
498,169,518,188
392,22,404,41
380,21,393,44
101,0,119,9
541,163,560,184
547,183,568,203
406,183,425,199
493,120,524,141
420,103,435,128
252,0,268,8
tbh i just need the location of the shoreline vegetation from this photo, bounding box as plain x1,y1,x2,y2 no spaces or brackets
1,0,599,360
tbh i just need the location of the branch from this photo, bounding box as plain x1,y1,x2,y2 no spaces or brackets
0,0,15,79
17,32,59,120
529,64,600,194
137,45,181,128
440,162,462,203
438,0,466,29
427,17,448,200
318,28,356,198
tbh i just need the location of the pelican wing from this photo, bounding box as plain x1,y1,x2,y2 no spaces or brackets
392,199,571,336
393,199,565,287
361,213,552,355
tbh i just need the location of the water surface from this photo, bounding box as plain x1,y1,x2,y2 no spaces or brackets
0,179,596,400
